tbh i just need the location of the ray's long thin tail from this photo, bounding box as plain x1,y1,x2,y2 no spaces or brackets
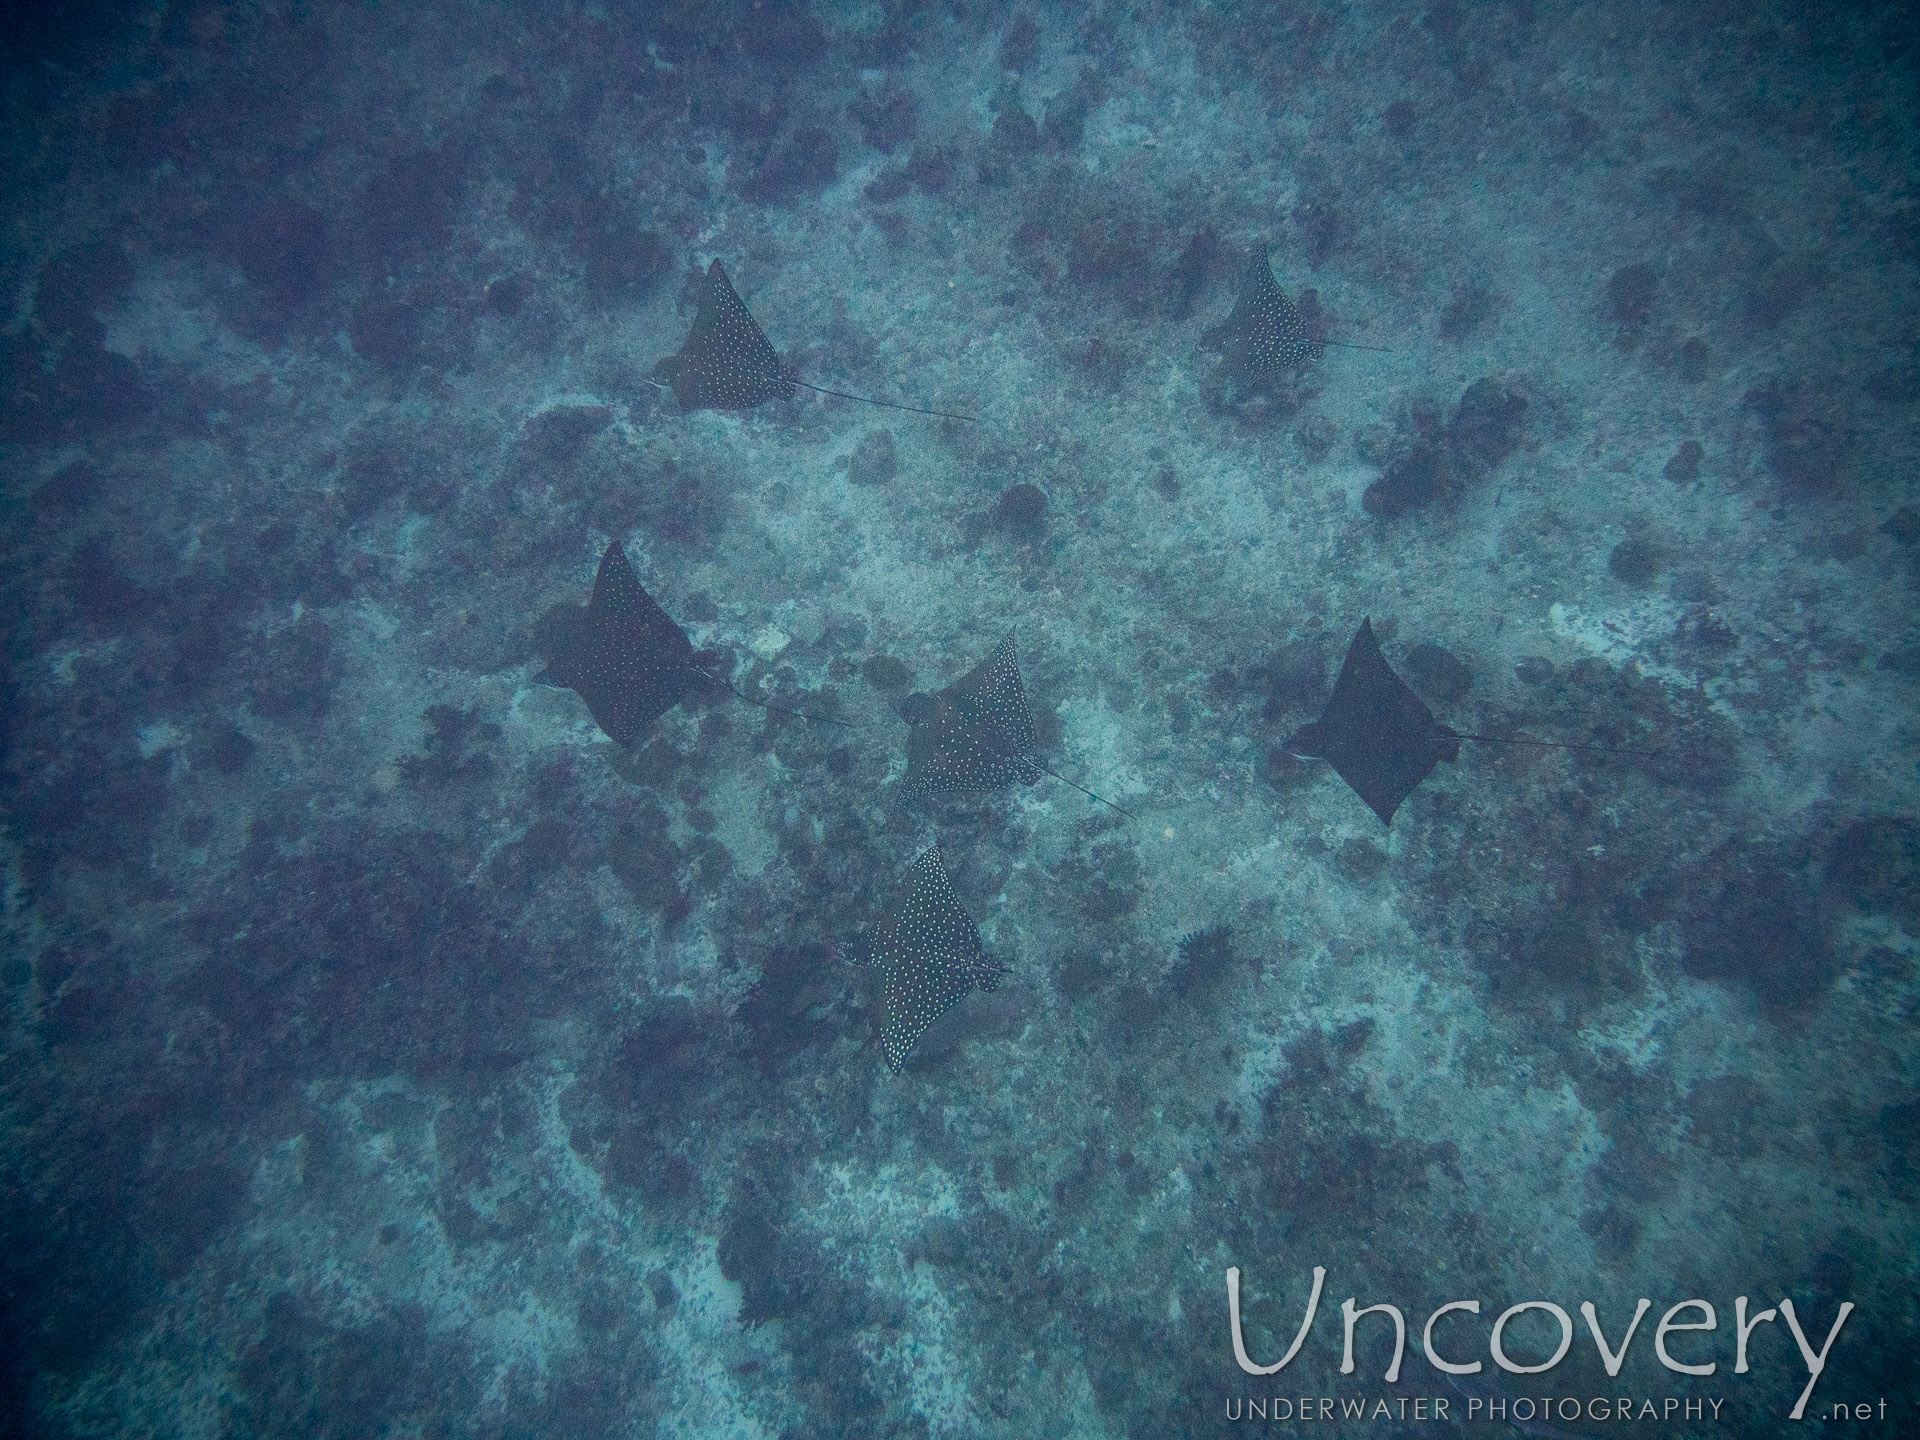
702,669,856,729
791,379,979,424
1320,339,1394,353
1454,731,1657,759
1035,762,1138,821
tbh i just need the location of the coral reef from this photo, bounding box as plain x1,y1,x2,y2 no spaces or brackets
1,2,1913,1436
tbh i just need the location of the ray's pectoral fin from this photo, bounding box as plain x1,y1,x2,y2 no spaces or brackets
539,541,700,746
1290,619,1640,828
1204,249,1329,385
870,848,1002,1074
656,259,795,413
901,631,1132,818
655,258,975,422
1290,618,1458,827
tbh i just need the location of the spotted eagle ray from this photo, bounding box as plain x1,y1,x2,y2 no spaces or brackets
538,540,847,745
1286,618,1650,826
655,259,977,423
871,847,1003,1072
1202,250,1390,386
902,631,1135,819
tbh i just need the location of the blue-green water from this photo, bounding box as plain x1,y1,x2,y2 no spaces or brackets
2,2,1916,1436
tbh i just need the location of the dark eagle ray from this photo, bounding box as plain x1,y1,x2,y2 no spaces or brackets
902,631,1135,819
655,259,977,423
1202,250,1390,385
1286,618,1652,826
1285,618,1461,826
538,540,847,745
870,847,1003,1073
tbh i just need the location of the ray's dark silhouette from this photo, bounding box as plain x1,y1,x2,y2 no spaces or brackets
1285,619,1460,826
1287,618,1651,826
538,540,847,745
1202,250,1391,387
869,847,1003,1072
902,632,1135,819
655,259,977,423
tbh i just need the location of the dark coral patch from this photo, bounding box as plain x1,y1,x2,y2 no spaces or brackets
250,613,339,721
1256,639,1329,724
1674,336,1710,383
736,4,828,82
44,981,123,1047
1,331,152,443
1363,440,1450,517
221,199,339,325
999,12,1040,69
230,1292,460,1440
358,146,469,270
1603,263,1656,348
848,86,918,153
19,754,170,881
398,705,499,791
1438,282,1497,341
483,273,525,315
862,655,911,691
1365,379,1523,517
1167,228,1229,321
992,483,1047,531
846,429,898,487
349,296,427,373
1481,912,1641,1013
178,823,570,1096
610,1002,712,1118
1403,642,1470,705
1174,924,1236,996
570,198,672,304
742,127,839,204
66,536,147,631
737,943,833,1076
524,404,615,467
35,240,134,335
1680,845,1839,1019
207,724,256,775
1294,413,1337,462
718,1209,804,1325
987,102,1041,163
32,461,104,517
1068,221,1158,315
604,803,691,925
905,146,955,194
1255,1028,1457,1233
1826,817,1919,921
1664,439,1703,484
1746,381,1848,494
1743,259,1821,331
1608,536,1666,586
1445,378,1526,480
